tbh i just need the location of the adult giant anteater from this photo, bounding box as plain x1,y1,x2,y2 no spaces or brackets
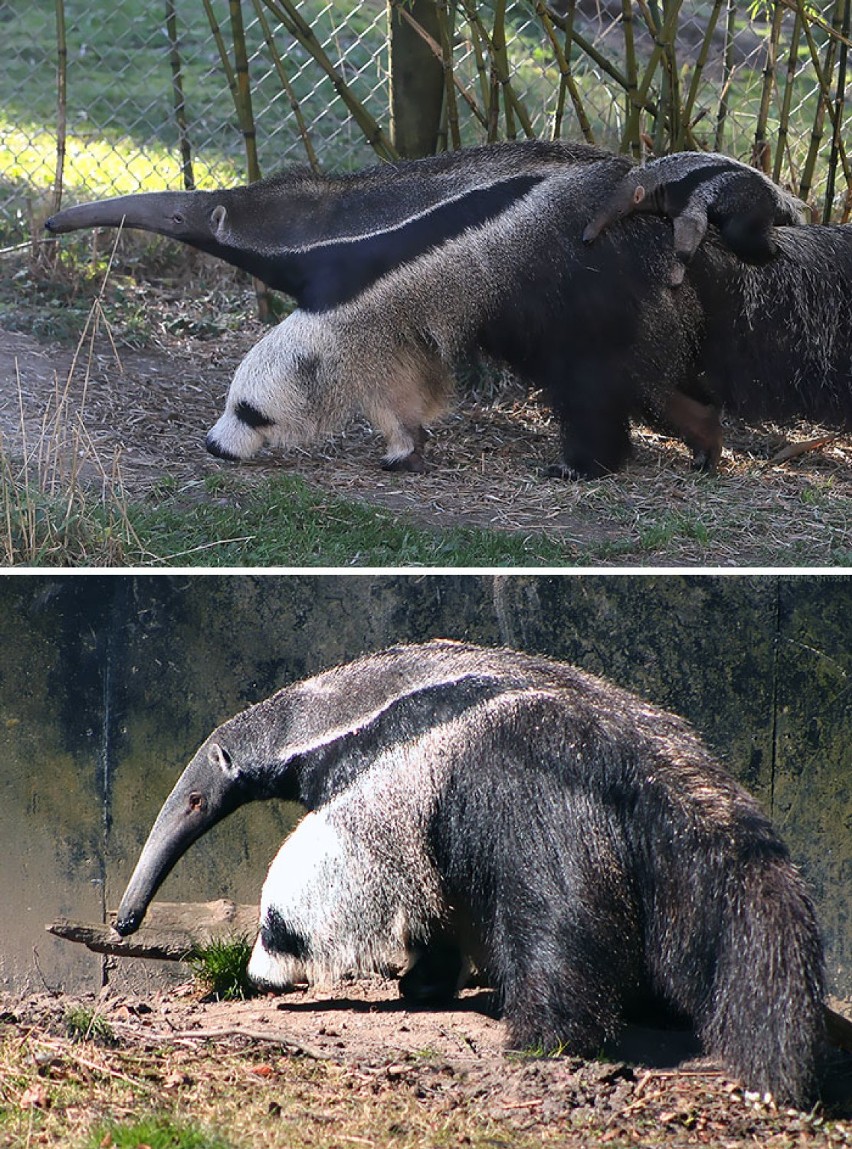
114,640,825,1104
47,143,851,476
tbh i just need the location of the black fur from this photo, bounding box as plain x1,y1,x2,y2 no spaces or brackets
359,158,850,473
285,173,547,310
203,435,242,462
261,906,311,961
46,143,851,471
235,400,275,428
399,937,466,1005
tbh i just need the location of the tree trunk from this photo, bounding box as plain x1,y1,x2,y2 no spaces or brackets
388,0,445,157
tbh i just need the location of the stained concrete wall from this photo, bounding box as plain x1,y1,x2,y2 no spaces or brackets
0,574,849,997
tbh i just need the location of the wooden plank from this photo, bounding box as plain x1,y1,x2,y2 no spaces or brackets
47,900,258,960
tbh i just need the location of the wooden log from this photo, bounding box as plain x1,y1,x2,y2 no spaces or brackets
47,900,258,961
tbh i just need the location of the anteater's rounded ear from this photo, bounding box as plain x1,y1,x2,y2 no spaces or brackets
211,204,227,235
633,185,647,205
208,741,238,778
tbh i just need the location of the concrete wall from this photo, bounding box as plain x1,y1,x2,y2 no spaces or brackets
1,574,849,998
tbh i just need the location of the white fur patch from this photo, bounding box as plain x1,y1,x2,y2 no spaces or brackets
248,736,454,990
207,311,334,460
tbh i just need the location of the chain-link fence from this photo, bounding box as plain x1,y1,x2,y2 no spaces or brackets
1,0,850,246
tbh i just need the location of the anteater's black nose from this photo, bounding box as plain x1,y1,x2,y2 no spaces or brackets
205,433,240,461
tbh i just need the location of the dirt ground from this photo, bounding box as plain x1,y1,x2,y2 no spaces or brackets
2,981,851,1148
2,313,851,567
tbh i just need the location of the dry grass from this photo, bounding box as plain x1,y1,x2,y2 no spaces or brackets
0,244,144,566
273,382,852,566
2,990,850,1149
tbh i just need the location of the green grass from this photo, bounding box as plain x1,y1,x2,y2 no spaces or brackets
86,1116,233,1149
2,0,842,237
0,0,389,243
637,511,712,551
0,461,579,567
130,473,574,568
189,937,255,1002
64,1006,116,1046
6,451,850,569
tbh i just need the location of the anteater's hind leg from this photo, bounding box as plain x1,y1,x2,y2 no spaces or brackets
663,389,723,472
490,901,631,1055
542,355,635,479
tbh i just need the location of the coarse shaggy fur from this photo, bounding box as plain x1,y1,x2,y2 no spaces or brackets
206,151,852,477
115,640,826,1106
46,141,852,478
582,151,807,286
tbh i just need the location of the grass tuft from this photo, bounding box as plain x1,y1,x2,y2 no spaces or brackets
189,937,255,1002
0,358,144,567
87,1115,233,1149
64,1005,115,1046
0,234,149,566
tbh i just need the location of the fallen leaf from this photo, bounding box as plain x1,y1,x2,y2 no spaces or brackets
164,1070,192,1088
19,1083,50,1110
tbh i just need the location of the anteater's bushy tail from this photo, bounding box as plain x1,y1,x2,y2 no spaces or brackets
700,847,825,1104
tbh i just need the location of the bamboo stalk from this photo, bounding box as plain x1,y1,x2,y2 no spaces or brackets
627,0,684,150
259,0,398,159
201,0,238,99
533,0,594,143
227,0,270,321
437,0,461,147
773,5,801,184
777,0,852,46
714,0,737,150
165,0,195,190
229,0,261,182
824,0,850,220
753,0,785,173
551,0,575,139
491,0,516,137
52,0,67,216
390,1,487,130
546,4,657,115
461,0,536,137
621,0,642,154
661,0,684,150
681,0,725,140
465,0,492,119
251,0,321,172
455,0,500,138
798,0,851,203
799,0,838,199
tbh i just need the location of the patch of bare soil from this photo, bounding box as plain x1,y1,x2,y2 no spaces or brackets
2,318,851,567
3,984,851,1147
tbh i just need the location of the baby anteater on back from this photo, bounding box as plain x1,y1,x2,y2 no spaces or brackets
583,151,807,285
